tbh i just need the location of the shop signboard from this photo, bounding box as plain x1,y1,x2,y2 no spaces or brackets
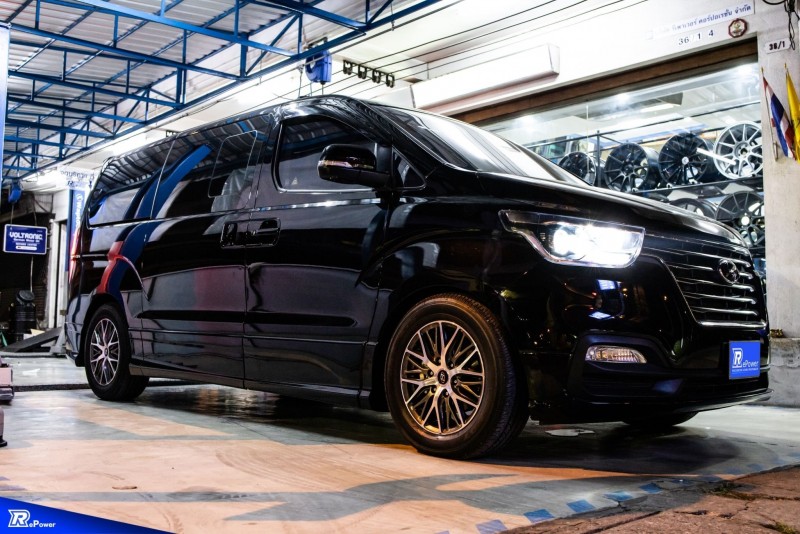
3,224,48,255
63,167,94,271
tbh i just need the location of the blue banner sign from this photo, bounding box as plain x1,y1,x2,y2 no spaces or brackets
729,340,761,379
65,187,88,270
3,224,48,255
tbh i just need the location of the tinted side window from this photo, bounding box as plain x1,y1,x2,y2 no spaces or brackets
153,128,263,218
210,131,264,213
87,140,172,226
276,117,373,192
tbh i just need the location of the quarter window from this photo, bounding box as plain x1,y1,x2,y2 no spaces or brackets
87,140,173,226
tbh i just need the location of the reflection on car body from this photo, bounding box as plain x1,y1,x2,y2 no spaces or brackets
65,96,769,459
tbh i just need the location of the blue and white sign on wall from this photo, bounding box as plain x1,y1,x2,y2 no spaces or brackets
729,340,761,380
3,224,48,255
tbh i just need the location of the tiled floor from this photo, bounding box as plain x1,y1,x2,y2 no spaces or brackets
1,370,799,533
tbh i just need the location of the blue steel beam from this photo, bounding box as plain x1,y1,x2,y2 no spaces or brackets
251,0,365,31
11,71,180,108
5,135,84,150
4,151,54,160
12,27,240,80
8,95,144,123
5,153,49,161
44,0,294,57
6,0,322,166
7,119,112,138
5,166,37,173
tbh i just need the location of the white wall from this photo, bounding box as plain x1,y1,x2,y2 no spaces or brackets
42,189,70,328
756,4,800,337
420,0,763,115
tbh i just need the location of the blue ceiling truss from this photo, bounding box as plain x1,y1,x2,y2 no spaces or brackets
2,0,442,183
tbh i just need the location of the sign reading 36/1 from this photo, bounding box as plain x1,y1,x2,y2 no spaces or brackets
764,38,790,54
3,224,48,255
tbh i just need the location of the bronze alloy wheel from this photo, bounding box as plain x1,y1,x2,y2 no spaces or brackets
399,319,486,436
385,294,529,459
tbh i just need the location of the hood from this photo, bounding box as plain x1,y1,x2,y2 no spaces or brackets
476,172,745,247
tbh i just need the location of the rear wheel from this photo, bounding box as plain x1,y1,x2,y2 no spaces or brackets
84,304,149,401
385,294,529,459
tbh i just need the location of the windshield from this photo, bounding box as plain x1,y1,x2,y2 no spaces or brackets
376,105,583,184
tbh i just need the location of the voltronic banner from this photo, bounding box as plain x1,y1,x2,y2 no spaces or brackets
3,224,48,255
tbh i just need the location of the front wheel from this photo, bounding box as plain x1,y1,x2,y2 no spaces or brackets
385,294,529,459
84,304,149,401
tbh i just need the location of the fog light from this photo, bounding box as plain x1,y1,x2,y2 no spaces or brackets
586,345,647,363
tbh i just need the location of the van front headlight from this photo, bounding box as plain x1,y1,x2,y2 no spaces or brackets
500,210,645,268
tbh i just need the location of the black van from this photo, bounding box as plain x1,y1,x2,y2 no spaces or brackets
65,95,769,459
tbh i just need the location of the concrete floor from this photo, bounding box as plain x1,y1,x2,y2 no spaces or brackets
1,357,800,533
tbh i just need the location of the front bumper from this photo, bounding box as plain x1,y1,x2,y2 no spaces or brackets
497,246,769,424
524,329,770,423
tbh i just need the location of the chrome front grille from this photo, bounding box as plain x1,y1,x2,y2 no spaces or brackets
643,234,766,327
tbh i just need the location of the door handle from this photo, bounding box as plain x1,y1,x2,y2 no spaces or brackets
248,218,280,246
253,218,280,236
220,221,240,248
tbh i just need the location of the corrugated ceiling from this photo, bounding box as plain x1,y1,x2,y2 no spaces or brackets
2,0,443,181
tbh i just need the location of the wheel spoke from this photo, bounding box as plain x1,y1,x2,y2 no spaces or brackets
402,377,432,406
421,389,442,433
451,391,478,410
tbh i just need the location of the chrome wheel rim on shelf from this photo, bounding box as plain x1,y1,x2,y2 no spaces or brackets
713,122,763,179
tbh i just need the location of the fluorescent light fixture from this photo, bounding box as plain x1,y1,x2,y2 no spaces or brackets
411,44,559,108
639,102,677,113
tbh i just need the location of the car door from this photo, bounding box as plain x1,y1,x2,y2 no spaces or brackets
243,108,388,402
136,117,271,383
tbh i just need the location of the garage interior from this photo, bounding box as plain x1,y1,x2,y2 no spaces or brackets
2,1,800,532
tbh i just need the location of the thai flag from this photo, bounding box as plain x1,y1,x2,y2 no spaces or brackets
764,75,796,159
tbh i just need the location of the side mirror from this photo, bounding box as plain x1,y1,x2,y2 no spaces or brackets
318,144,389,189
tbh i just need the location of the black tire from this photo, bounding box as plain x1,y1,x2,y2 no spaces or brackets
384,294,529,459
623,412,697,429
84,304,149,401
